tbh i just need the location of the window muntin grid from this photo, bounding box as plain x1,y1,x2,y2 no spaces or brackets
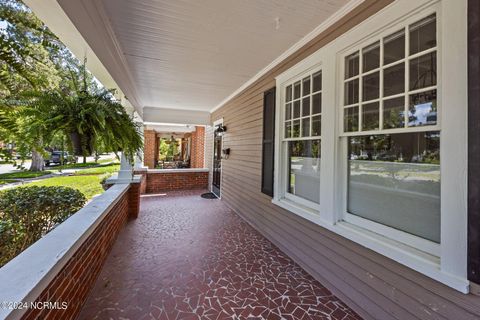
342,14,437,134
284,71,322,140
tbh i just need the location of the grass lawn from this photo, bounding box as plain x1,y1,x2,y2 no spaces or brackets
0,171,52,180
28,175,104,199
49,159,118,170
24,163,120,199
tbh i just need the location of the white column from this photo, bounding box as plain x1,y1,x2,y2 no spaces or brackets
134,122,147,169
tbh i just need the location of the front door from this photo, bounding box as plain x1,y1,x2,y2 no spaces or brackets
212,129,222,197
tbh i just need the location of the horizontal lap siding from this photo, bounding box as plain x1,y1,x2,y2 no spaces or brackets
206,0,480,319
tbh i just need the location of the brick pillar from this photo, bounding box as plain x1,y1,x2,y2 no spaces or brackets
191,126,205,168
144,130,157,169
128,181,141,219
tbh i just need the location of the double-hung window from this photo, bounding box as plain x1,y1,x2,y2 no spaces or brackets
341,14,440,253
274,0,468,292
280,68,322,209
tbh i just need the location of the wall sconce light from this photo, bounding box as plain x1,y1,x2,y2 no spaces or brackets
215,124,227,136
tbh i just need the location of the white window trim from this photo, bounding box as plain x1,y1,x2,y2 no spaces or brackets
275,62,323,212
274,0,469,293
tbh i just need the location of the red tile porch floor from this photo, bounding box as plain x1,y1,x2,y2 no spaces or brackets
79,190,362,320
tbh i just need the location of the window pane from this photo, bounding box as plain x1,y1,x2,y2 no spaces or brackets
384,97,405,129
312,115,321,136
347,132,440,242
302,117,310,137
302,97,310,117
384,30,405,65
312,93,321,115
313,71,322,92
344,106,359,132
362,71,379,101
288,140,321,204
292,119,300,138
303,77,311,96
294,81,301,99
362,102,379,131
286,85,292,102
384,62,405,97
408,90,437,127
285,103,292,120
345,52,359,79
285,121,292,138
293,100,300,119
410,52,437,90
363,41,380,72
410,14,436,55
344,79,359,105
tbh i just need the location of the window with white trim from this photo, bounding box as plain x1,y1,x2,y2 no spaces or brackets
274,0,468,292
341,14,440,249
282,70,322,205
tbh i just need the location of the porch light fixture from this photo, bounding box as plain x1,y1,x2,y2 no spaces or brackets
215,124,227,136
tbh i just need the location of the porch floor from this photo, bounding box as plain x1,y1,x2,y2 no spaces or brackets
79,190,362,320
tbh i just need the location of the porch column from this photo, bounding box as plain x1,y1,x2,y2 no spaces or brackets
134,123,148,170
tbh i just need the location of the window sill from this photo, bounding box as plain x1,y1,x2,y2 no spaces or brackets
271,198,470,293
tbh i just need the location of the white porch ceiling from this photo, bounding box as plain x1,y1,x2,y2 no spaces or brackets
51,0,353,116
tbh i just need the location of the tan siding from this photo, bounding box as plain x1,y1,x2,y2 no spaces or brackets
205,0,480,319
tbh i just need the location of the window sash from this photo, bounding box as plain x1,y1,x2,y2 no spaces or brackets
340,13,439,136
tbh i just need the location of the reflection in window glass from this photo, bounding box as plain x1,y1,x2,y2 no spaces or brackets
345,52,359,79
293,100,301,119
302,118,310,137
345,79,359,105
383,97,405,129
288,140,321,203
292,119,300,138
363,42,380,72
347,132,440,242
384,30,405,65
362,102,379,131
410,52,437,90
294,81,301,99
312,93,321,115
302,97,310,117
286,85,292,102
410,14,436,55
344,106,359,132
384,63,405,97
409,90,437,127
312,115,321,136
362,71,380,101
285,121,292,138
303,77,311,96
313,71,322,92
285,103,292,120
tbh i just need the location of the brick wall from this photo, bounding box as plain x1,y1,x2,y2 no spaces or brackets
146,171,208,193
144,129,157,169
134,170,148,194
191,126,205,168
20,184,139,320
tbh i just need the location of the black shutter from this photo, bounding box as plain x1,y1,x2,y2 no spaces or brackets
468,0,480,285
261,87,276,197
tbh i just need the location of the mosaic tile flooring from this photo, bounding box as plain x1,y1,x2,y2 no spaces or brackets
79,190,362,320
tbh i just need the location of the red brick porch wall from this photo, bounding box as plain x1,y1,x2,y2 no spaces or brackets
146,171,208,193
190,126,205,168
20,183,140,320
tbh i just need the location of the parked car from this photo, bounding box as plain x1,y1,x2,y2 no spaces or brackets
44,151,77,166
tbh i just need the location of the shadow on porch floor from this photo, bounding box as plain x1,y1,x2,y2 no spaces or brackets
79,190,362,320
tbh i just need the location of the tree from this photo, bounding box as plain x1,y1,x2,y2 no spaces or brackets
0,0,60,95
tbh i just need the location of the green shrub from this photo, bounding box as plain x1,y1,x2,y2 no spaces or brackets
0,186,86,267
